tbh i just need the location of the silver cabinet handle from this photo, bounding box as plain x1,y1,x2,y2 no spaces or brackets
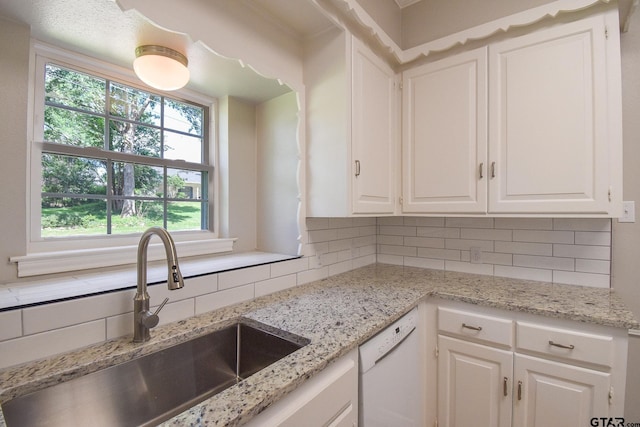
462,323,482,331
479,162,484,179
355,160,361,177
491,161,496,178
517,381,522,401
549,340,575,350
503,377,508,397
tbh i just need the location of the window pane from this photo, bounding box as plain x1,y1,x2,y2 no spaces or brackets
166,169,204,200
164,99,202,136
111,199,163,234
167,201,204,231
44,106,104,147
109,83,161,126
45,64,106,113
42,154,106,195
41,198,107,237
109,120,161,157
164,131,202,163
111,162,163,200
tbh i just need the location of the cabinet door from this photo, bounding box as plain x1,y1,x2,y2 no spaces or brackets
438,335,513,427
351,36,397,214
513,354,610,427
488,14,616,214
402,47,487,213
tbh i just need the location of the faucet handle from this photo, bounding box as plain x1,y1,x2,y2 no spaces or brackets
140,297,169,329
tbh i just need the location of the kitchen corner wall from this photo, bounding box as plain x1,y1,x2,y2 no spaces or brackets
377,216,612,287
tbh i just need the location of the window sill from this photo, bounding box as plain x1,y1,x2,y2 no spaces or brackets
12,238,236,278
0,251,299,311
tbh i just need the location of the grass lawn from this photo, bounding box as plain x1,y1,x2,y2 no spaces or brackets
41,200,203,237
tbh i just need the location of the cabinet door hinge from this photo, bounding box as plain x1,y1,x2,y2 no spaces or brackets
609,186,613,202
609,386,614,404
397,79,403,91
605,26,609,40
435,345,439,358
399,196,404,205
434,418,438,427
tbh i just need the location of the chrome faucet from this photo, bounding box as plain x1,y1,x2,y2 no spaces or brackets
133,227,185,343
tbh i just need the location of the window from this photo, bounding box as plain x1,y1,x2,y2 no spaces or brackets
14,44,232,278
40,63,210,237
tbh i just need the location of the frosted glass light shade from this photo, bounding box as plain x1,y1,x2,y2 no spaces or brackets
133,45,190,91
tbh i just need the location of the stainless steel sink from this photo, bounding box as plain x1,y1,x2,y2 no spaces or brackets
1,319,309,427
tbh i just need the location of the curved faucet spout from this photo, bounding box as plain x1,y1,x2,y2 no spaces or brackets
133,227,185,343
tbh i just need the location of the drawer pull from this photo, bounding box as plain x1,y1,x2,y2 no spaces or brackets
503,377,508,397
462,323,482,331
517,381,522,401
548,340,575,350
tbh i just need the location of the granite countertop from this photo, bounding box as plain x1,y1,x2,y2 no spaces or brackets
0,263,637,426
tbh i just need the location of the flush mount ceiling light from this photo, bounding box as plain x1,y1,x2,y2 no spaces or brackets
133,45,190,91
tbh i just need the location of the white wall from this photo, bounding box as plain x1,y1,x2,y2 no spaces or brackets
401,0,554,48
613,8,640,420
0,17,29,284
256,92,301,255
218,97,258,252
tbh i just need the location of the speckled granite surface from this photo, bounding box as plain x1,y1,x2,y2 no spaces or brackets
0,264,637,426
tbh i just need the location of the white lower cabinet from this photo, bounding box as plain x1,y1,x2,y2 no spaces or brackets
244,349,358,427
432,301,628,427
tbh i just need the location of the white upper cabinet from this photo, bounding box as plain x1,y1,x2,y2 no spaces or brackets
306,29,398,217
352,37,398,214
402,47,488,214
488,11,621,215
401,8,623,217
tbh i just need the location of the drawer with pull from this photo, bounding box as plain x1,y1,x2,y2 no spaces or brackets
516,321,614,367
438,307,514,347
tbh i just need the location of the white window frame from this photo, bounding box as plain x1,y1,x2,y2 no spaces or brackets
11,41,233,278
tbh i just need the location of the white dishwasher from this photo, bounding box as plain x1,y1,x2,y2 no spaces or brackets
359,307,423,426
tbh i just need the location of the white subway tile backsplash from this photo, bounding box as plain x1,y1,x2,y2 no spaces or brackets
404,217,446,227
308,228,339,243
494,218,553,230
379,225,417,236
553,271,610,288
297,266,328,285
445,239,494,252
195,284,254,315
352,254,376,269
553,244,611,260
378,245,417,257
494,241,553,256
270,257,309,277
494,265,553,282
417,227,460,238
218,265,271,291
475,251,513,266
0,320,105,369
513,230,574,244
23,290,134,335
404,236,445,249
575,232,611,246
328,260,353,276
0,310,22,341
377,235,404,245
255,274,297,298
417,247,461,261
377,217,405,226
445,261,494,275
575,259,610,274
376,254,404,265
306,217,329,230
513,255,574,271
446,217,494,229
329,238,356,253
553,218,611,232
404,257,445,270
460,228,513,241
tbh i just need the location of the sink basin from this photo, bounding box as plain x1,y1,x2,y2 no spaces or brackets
1,319,309,427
